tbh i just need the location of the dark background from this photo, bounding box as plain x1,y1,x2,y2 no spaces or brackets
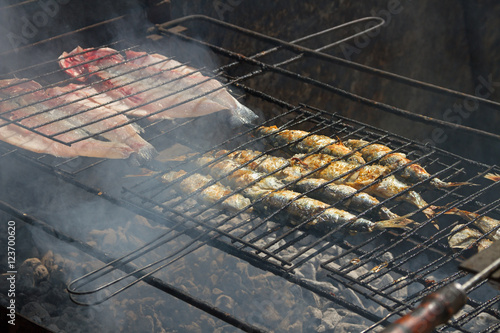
1,0,499,164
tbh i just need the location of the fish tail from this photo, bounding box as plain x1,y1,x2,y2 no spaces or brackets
371,213,417,231
485,173,500,182
419,205,441,229
137,144,158,162
430,178,477,188
228,101,258,127
437,206,469,218
128,145,158,166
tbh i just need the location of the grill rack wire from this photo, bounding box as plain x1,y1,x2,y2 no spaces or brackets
0,15,499,332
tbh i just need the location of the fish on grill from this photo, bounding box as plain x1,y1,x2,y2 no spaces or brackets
343,139,472,188
447,225,492,251
443,208,500,241
485,173,500,182
195,154,283,192
161,170,252,213
45,83,157,163
292,153,434,216
257,126,471,188
0,79,136,159
194,153,412,233
58,46,258,126
256,125,365,164
216,149,411,223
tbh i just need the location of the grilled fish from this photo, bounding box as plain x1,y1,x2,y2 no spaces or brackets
344,139,472,188
257,126,470,188
161,170,251,213
256,125,365,164
448,225,486,250
0,79,135,159
250,189,411,233
219,149,411,222
196,153,412,233
45,84,157,163
293,153,434,216
195,154,284,193
444,208,500,241
485,173,500,182
58,46,258,126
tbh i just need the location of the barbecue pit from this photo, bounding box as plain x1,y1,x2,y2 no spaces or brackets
0,3,499,333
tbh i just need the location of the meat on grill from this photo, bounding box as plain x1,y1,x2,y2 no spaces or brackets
45,83,157,163
192,153,413,233
344,139,472,188
161,170,252,213
256,125,365,164
58,46,258,126
291,153,434,216
447,224,493,251
444,208,500,241
216,149,410,222
257,126,471,188
0,79,138,159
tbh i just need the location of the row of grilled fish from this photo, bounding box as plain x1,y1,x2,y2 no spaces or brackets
162,156,413,234
160,126,499,246
0,47,257,161
256,125,472,189
254,126,499,249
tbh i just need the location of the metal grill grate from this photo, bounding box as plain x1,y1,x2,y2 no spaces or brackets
0,15,499,332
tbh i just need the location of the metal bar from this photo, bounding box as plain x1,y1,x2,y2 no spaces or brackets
158,16,500,142
1,15,499,332
0,200,267,332
160,15,500,113
0,16,127,57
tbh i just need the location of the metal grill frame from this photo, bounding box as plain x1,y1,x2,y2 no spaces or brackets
0,15,499,333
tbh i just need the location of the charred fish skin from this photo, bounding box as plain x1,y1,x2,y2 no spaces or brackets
218,149,304,182
444,208,500,241
124,50,258,126
0,79,135,159
225,149,428,217
447,224,493,251
344,139,471,188
196,153,413,232
256,190,371,233
59,47,258,126
253,189,410,233
45,84,157,163
161,170,252,213
197,154,285,193
256,126,365,164
448,225,484,250
293,153,434,216
222,149,409,222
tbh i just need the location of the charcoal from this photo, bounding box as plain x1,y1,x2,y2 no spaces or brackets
278,315,303,333
215,295,235,313
333,322,369,333
303,305,323,332
180,322,202,333
319,308,342,331
212,287,224,295
21,258,49,281
20,302,50,322
17,258,49,290
46,323,61,332
299,262,316,280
